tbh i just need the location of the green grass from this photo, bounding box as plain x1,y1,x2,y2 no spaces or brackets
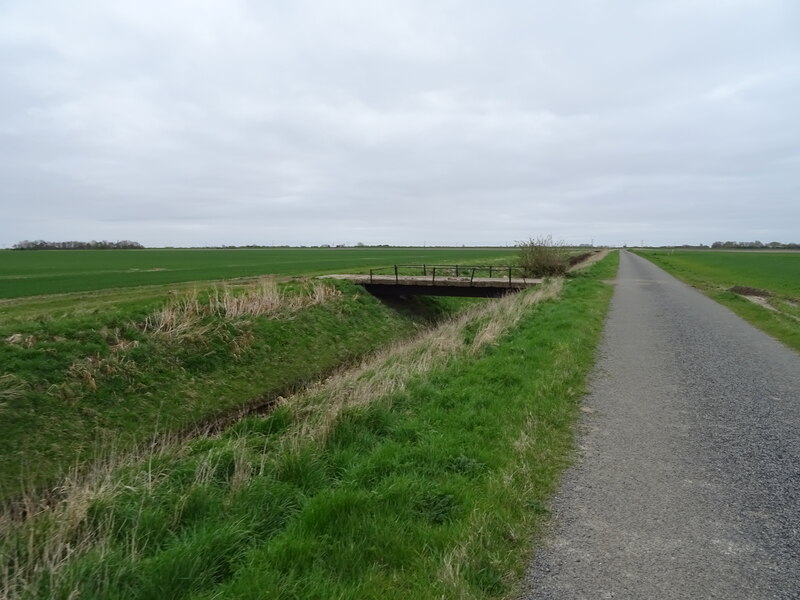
0,247,517,299
0,278,480,500
2,253,619,600
635,250,800,351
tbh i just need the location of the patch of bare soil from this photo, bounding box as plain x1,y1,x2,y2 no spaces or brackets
728,285,777,312
729,285,771,297
730,288,800,321
742,295,778,312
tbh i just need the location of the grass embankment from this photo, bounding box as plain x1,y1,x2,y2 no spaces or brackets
2,253,618,600
0,278,476,500
635,250,800,351
0,247,517,299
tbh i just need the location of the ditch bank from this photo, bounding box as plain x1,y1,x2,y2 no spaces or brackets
0,278,481,502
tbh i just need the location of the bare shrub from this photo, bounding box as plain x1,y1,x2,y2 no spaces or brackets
518,235,569,277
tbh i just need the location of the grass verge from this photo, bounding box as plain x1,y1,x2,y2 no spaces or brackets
634,250,800,352
1,252,618,600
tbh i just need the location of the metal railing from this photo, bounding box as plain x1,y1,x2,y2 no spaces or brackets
368,264,528,286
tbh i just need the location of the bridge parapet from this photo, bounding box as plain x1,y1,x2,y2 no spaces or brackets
323,265,540,297
369,264,528,285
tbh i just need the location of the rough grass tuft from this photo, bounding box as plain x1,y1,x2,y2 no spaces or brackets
0,374,28,402
143,279,341,337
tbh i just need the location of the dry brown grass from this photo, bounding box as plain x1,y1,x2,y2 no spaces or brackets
0,439,175,599
286,280,563,444
0,374,28,403
51,353,142,402
208,278,341,319
3,334,36,348
142,294,208,339
208,279,285,318
142,278,341,339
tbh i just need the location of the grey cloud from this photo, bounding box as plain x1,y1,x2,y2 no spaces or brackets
1,0,798,247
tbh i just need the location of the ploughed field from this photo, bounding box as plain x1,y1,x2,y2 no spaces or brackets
635,249,800,351
0,247,517,299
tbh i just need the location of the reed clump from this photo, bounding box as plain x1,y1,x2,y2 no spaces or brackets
143,279,341,338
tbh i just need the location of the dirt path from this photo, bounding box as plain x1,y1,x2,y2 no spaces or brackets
522,250,800,599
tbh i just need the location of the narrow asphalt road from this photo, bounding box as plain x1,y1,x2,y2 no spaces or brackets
523,250,800,599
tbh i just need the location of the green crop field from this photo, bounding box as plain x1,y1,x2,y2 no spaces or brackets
0,247,517,299
636,249,800,351
635,250,800,296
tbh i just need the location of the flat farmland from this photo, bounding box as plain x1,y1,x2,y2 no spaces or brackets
1,254,619,599
0,247,517,299
635,249,800,296
635,249,800,351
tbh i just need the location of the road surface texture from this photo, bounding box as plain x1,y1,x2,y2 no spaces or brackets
523,250,799,600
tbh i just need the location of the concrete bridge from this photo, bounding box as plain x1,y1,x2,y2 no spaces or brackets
322,265,541,297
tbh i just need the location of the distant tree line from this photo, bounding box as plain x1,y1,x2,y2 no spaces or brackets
12,240,145,250
710,241,799,249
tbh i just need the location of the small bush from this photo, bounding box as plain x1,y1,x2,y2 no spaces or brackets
518,235,569,277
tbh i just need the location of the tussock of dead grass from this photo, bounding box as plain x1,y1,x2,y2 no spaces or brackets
0,438,183,599
143,279,341,338
3,334,36,348
0,374,28,402
52,353,142,401
142,294,208,338
208,279,286,318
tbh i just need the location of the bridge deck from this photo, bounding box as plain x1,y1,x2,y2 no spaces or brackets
321,274,542,297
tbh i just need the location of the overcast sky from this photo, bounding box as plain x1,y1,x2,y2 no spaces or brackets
1,1,798,248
